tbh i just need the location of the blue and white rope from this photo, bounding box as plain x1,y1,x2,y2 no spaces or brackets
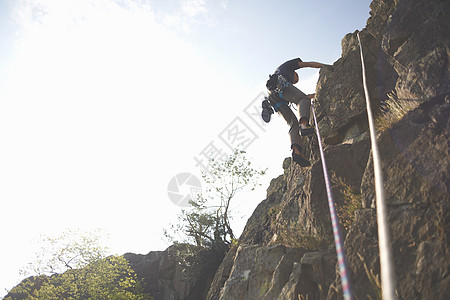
311,99,353,300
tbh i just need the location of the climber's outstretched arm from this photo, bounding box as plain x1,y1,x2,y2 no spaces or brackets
298,61,327,68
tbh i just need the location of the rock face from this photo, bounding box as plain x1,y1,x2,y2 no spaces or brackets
6,0,449,299
207,0,450,299
344,94,450,300
207,244,336,300
125,244,225,300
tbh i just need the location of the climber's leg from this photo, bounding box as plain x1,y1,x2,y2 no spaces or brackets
281,85,314,136
277,104,302,147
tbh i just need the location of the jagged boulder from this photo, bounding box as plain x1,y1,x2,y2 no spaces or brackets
277,250,337,300
219,245,299,300
125,244,225,300
213,244,335,300
206,246,239,300
124,250,165,297
238,162,289,246
381,0,449,100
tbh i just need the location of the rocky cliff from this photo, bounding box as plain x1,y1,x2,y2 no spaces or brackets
6,0,449,299
208,0,450,299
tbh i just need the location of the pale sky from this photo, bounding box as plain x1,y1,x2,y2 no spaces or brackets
0,0,372,295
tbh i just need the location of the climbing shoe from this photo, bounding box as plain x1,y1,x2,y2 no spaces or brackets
261,98,274,123
300,124,315,136
291,144,310,167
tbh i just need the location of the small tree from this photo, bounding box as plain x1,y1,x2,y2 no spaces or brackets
20,228,107,277
8,228,150,299
166,149,266,248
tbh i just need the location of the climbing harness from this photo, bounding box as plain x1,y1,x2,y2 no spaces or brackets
311,99,353,300
262,73,295,123
266,73,290,96
274,74,290,95
357,32,396,300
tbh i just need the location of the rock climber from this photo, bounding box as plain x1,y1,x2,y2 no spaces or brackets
263,58,330,167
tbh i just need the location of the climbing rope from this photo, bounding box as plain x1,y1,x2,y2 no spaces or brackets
311,99,353,300
357,32,396,300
